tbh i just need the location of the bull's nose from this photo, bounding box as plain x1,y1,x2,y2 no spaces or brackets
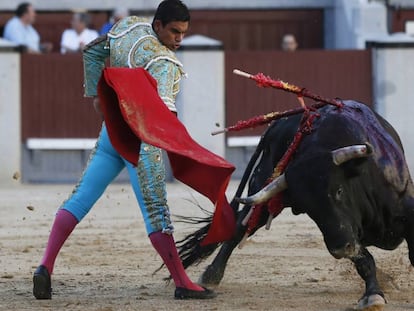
329,242,356,259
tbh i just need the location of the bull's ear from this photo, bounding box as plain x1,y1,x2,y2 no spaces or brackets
331,143,373,166
340,157,368,178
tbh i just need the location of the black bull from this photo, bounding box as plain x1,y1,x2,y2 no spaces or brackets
177,100,414,309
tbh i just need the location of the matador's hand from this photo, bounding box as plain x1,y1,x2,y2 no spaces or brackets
92,97,103,119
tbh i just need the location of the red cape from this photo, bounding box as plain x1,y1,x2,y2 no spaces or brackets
97,67,236,245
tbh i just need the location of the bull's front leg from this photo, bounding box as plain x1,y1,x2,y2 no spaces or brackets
351,247,386,310
403,196,414,266
199,206,251,285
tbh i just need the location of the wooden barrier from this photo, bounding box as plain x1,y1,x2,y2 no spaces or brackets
21,53,102,141
225,50,373,137
20,50,372,141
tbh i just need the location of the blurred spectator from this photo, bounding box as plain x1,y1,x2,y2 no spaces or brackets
60,12,99,54
3,2,52,53
281,34,298,52
99,7,130,35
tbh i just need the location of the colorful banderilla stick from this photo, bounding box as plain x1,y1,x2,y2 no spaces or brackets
233,69,342,107
212,69,343,135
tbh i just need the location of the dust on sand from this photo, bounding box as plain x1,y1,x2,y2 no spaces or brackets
0,181,413,311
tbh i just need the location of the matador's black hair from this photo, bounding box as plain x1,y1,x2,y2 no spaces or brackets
152,0,190,27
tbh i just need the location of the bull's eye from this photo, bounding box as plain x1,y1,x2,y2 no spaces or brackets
335,186,343,201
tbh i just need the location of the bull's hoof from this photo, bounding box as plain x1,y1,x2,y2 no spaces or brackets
198,264,224,286
356,294,385,311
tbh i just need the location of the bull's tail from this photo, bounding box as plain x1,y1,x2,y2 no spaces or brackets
176,133,268,268
176,216,218,269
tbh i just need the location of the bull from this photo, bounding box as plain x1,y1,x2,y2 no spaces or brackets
177,100,414,310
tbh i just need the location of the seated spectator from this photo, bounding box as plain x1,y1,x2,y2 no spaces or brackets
60,12,99,54
3,2,52,53
99,7,130,35
281,34,298,52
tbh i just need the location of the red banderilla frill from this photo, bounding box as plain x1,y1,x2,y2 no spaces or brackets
212,70,343,136
224,69,343,248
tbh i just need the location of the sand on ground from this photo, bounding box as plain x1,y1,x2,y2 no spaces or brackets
0,180,413,311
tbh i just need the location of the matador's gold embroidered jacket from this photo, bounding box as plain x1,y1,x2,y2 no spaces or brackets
83,16,186,112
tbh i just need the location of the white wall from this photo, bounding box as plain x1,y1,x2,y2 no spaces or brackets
0,52,21,185
325,0,388,49
0,0,332,11
176,37,225,157
389,0,414,7
372,47,414,171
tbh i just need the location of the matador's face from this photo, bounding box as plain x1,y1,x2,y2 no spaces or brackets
153,20,189,51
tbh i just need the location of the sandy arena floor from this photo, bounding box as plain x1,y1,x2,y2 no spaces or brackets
0,180,413,311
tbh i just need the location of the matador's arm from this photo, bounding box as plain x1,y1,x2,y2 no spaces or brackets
146,60,181,113
83,35,110,97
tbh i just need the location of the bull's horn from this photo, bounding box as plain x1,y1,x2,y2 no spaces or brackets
235,174,287,205
265,214,273,230
238,232,249,249
332,143,372,165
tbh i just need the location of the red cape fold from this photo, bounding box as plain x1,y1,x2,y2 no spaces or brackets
97,67,236,245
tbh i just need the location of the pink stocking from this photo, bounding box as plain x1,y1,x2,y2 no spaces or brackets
149,231,203,291
40,209,78,274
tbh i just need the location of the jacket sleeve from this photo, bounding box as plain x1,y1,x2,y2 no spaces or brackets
83,35,109,97
146,59,181,112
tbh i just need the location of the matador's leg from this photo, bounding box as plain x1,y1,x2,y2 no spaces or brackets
125,143,216,298
34,125,125,299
